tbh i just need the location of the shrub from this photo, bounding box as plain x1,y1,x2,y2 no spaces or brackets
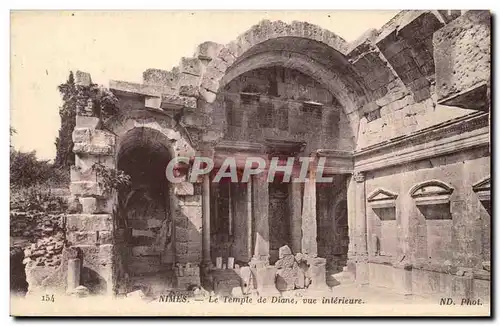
10,149,70,188
10,185,68,213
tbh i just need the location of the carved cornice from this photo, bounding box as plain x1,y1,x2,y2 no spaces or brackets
265,139,306,156
214,140,265,154
473,176,491,202
315,149,353,158
355,112,489,159
354,114,489,173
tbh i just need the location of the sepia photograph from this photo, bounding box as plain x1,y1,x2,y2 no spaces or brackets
8,9,491,317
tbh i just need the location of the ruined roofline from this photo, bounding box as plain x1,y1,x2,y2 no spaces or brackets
74,11,471,92
106,10,478,115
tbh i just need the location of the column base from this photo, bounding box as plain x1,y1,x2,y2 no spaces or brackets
250,262,279,297
307,257,329,292
355,259,369,285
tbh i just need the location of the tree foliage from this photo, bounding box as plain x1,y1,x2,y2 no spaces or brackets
10,149,69,188
91,162,131,195
54,71,120,168
54,71,77,168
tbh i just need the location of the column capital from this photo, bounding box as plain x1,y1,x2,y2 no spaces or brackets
353,172,365,183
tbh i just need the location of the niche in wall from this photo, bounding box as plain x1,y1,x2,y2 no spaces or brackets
410,180,454,220
367,188,398,257
473,176,491,216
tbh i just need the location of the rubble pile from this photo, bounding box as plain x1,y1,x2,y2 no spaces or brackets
22,233,65,267
11,210,66,268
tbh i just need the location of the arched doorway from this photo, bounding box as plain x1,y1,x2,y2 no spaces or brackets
116,127,175,292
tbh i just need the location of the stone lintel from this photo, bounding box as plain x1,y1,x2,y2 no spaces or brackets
265,139,306,156
315,149,354,174
109,80,172,97
215,140,265,153
160,94,197,110
145,96,162,109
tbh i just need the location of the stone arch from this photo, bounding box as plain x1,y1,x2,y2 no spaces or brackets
104,109,196,160
195,20,373,146
103,109,202,285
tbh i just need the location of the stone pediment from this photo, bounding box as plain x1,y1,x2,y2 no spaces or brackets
410,180,453,206
367,188,398,208
473,176,490,202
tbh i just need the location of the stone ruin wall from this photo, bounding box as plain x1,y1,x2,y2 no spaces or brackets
20,10,490,299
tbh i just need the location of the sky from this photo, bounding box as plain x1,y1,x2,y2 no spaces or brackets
10,10,398,161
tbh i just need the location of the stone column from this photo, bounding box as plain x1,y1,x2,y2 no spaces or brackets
346,175,357,274
246,178,253,260
251,174,270,265
354,171,369,285
202,174,211,267
289,181,302,254
250,173,279,296
67,258,81,293
231,181,252,262
301,162,317,257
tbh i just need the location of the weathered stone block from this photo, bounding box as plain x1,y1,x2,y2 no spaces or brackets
276,268,297,291
145,96,161,109
75,71,92,86
66,214,112,232
200,75,221,93
253,266,280,296
199,87,217,103
143,68,179,89
67,230,113,246
73,143,114,156
307,257,328,290
70,165,96,182
218,47,236,66
180,57,203,76
161,94,197,110
434,10,491,109
179,85,199,97
175,275,200,289
74,154,114,173
70,181,102,197
173,182,194,196
78,197,111,214
195,41,222,61
76,116,100,129
72,128,91,143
